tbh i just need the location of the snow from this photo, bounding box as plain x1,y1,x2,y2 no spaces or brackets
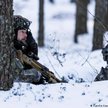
0,0,108,108
0,82,108,108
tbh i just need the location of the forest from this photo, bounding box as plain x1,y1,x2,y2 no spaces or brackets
0,0,108,107
0,0,108,90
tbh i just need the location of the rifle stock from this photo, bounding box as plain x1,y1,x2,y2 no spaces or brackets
16,50,64,83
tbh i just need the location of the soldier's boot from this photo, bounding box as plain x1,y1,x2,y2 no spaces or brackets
32,76,45,85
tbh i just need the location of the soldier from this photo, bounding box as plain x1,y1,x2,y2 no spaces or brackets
13,15,44,84
95,44,108,81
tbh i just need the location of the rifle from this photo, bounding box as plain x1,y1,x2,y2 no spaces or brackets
16,50,65,83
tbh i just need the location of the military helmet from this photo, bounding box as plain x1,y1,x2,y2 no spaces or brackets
13,15,31,30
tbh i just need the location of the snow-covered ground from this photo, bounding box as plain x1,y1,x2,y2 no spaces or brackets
0,0,108,108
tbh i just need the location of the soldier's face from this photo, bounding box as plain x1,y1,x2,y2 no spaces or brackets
17,30,27,41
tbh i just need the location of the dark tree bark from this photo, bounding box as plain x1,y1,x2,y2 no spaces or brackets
105,0,108,30
38,0,44,47
92,0,106,51
0,0,14,90
74,0,89,43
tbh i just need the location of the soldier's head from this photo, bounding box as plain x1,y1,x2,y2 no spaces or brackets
13,15,31,41
13,15,31,30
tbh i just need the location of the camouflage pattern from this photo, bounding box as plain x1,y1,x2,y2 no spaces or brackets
102,44,108,64
13,15,41,84
13,15,31,30
94,67,108,81
94,44,108,81
19,68,41,83
14,58,42,83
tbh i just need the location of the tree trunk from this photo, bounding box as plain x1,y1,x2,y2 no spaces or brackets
74,0,89,43
38,0,44,47
0,0,14,90
105,0,108,30
92,0,106,51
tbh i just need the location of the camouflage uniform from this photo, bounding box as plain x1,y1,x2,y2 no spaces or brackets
95,44,108,81
13,15,42,84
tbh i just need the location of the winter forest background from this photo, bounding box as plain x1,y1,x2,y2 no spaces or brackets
0,0,108,108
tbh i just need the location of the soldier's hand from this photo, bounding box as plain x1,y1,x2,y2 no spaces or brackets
28,52,39,60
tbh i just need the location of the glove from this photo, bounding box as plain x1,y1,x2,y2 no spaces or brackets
28,52,39,60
